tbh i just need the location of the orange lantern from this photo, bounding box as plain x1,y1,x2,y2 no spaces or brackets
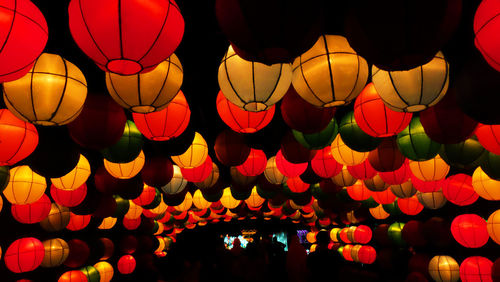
3,165,47,205
346,181,372,201
330,135,369,166
472,166,500,200
171,132,208,169
236,148,267,177
486,209,500,245
311,146,343,178
66,213,91,231
398,196,424,216
372,189,396,205
369,204,390,220
409,155,450,182
50,154,91,191
0,109,38,166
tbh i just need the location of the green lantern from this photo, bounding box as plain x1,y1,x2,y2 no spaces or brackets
142,188,162,209
439,137,487,170
0,166,9,192
101,120,143,163
397,117,441,161
152,220,160,233
202,189,223,202
292,119,338,150
362,197,379,208
481,152,500,180
113,195,130,218
337,245,344,256
339,111,382,152
80,265,101,282
383,201,402,216
387,222,406,247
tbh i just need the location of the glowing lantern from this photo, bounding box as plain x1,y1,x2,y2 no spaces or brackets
451,214,488,248
353,225,372,244
117,255,136,274
368,138,406,172
388,222,406,247
411,175,443,193
476,124,500,155
371,52,449,112
194,163,219,189
66,213,91,231
286,176,310,193
132,91,190,141
51,154,90,191
98,217,117,230
133,185,157,206
347,161,377,180
472,166,500,201
429,255,460,282
339,111,382,152
41,238,69,268
123,217,141,230
0,109,38,166
416,190,447,210
4,53,87,126
161,165,187,195
292,35,368,107
101,120,143,164
357,245,376,264
218,45,292,112
460,256,493,282
193,190,212,210
390,181,416,198
331,166,357,187
11,193,51,224
80,266,100,282
3,166,46,205
58,270,87,282
125,201,143,220
103,150,145,180
264,156,288,184
487,209,500,245
292,119,338,150
409,155,449,181
474,0,500,72
363,174,389,192
50,184,87,208
181,155,213,183
275,150,307,177
94,261,114,282
370,204,390,220
398,196,423,216
311,146,342,179
4,237,44,273
236,149,267,177
245,187,265,208
442,174,478,206
379,159,409,185
372,189,396,205
171,132,208,169
346,181,372,201
331,135,369,166
343,244,354,261
397,117,442,161
220,187,241,209
40,203,71,232
174,192,193,212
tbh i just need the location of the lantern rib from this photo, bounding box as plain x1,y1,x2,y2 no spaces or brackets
47,56,70,123
78,0,110,61
297,55,324,105
223,53,246,105
108,75,133,109
149,60,172,108
4,119,28,163
137,0,171,63
344,54,362,104
323,36,336,104
0,1,17,54
118,0,124,58
261,64,283,105
387,72,407,108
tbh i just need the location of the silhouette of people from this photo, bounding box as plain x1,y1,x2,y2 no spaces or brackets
306,230,342,282
286,234,308,282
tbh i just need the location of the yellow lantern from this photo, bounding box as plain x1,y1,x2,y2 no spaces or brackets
331,166,357,187
150,195,168,214
171,132,208,169
194,162,219,189
155,236,166,253
245,186,265,208
409,155,449,181
0,195,3,214
372,52,449,112
220,187,241,209
192,189,212,210
125,201,143,220
3,53,87,126
487,209,500,245
3,165,46,205
363,174,389,192
41,238,69,268
155,222,165,235
310,244,317,252
428,255,460,282
416,190,447,209
390,180,416,198
331,135,369,166
306,231,317,243
264,156,287,184
218,45,292,112
104,150,145,179
161,165,188,195
330,228,341,242
369,204,390,220
174,192,193,212
292,35,369,107
51,154,91,191
106,54,183,113
98,217,117,230
40,203,70,232
94,261,114,282
472,166,500,201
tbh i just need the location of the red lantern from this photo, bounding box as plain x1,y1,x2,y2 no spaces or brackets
0,0,48,82
64,239,90,268
411,174,443,193
339,229,351,244
132,185,157,206
476,123,500,155
311,146,342,178
181,155,213,183
443,174,479,206
11,194,51,224
141,156,174,188
379,160,410,185
4,237,44,273
347,160,377,180
474,0,500,72
236,149,267,177
353,225,372,244
397,196,423,216
66,213,91,231
275,150,307,177
280,131,317,164
58,270,88,282
133,91,190,141
50,184,87,207
354,83,412,137
460,256,493,282
372,189,396,205
118,255,136,274
342,244,354,261
0,109,38,166
216,91,275,133
214,130,251,166
123,216,141,230
286,176,310,193
68,0,184,75
347,181,372,201
368,137,406,172
451,214,489,248
357,245,376,264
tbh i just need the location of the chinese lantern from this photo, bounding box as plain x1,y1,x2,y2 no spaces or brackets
428,255,460,282
363,174,389,192
275,150,307,177
338,111,382,152
51,154,91,191
311,146,342,179
66,213,91,231
442,174,478,206
214,130,251,166
347,161,377,180
94,261,114,282
50,184,87,207
397,117,442,161
460,256,493,282
370,204,390,220
132,185,157,206
132,91,190,141
346,181,372,201
331,135,369,166
398,196,423,216
411,174,443,193
101,120,143,163
264,156,288,184
286,176,310,193
98,217,117,230
141,156,174,187
161,165,187,195
40,203,71,232
64,240,90,269
104,150,145,179
192,190,212,210
41,238,69,268
80,266,100,282
245,186,265,208
0,109,39,167
390,180,416,198
371,52,449,112
379,160,410,185
439,137,486,170
354,83,412,137
409,155,449,181
372,189,396,205
218,45,292,112
357,245,376,264
171,132,208,169
3,165,46,205
487,209,500,245
451,214,488,248
181,155,213,183
58,270,87,282
416,190,447,210
292,119,338,150
236,149,267,177
331,166,357,187
4,237,44,273
11,193,51,224
3,53,87,126
220,187,241,209
368,137,406,172
280,131,317,164
292,35,369,107
194,163,220,189
481,152,500,180
474,0,500,72
353,225,372,244
388,222,406,247
476,123,500,155
125,201,143,220
68,0,184,75
472,166,500,201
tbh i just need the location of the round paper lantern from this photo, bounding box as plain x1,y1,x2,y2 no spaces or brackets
81,266,100,282
181,155,212,183
291,35,369,107
264,156,288,184
416,190,447,209
171,132,208,169
132,185,157,206
132,91,190,141
141,156,174,187
331,135,369,166
0,109,38,166
372,189,396,205
292,119,338,150
230,167,257,186
368,137,406,172
411,174,443,193
40,203,71,232
3,165,46,205
4,237,44,273
117,255,136,275
476,123,500,155
353,225,372,244
214,130,251,166
460,256,493,282
474,0,500,72
51,184,87,207
194,163,220,189
370,204,390,220
124,201,143,219
371,52,449,112
66,213,91,231
357,245,376,264
101,120,143,163
280,131,317,164
451,214,488,248
192,189,212,210
442,174,478,206
236,149,267,177
338,111,382,152
472,166,500,201
347,161,377,180
245,186,265,208
379,160,410,185
310,146,342,179
286,176,310,193
397,117,441,161
51,154,91,191
3,53,87,126
439,137,486,170
409,155,450,181
41,238,69,268
331,166,357,187
68,93,126,150
104,150,145,179
11,193,51,224
390,180,416,198
487,209,500,245
428,255,460,282
398,196,424,216
106,54,183,113
220,187,241,209
68,0,184,75
346,181,372,201
218,45,292,112
161,165,187,195
275,150,307,177
388,222,406,247
58,270,87,282
363,174,389,192
94,261,114,282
